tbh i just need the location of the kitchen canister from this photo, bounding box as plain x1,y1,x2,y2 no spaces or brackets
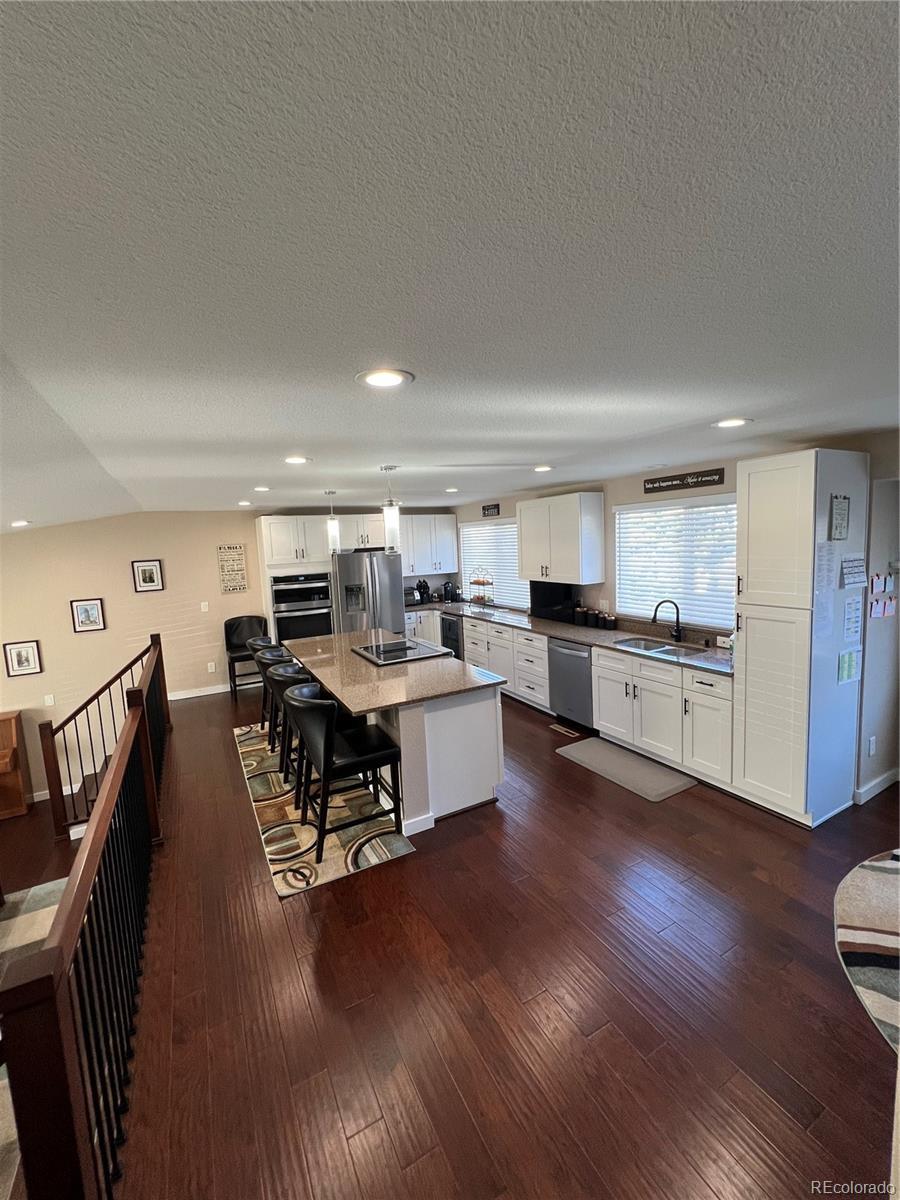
587,610,600,627
574,607,588,626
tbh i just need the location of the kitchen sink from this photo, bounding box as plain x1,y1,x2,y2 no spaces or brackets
614,636,707,660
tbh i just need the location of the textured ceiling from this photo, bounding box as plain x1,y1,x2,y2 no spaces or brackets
1,1,897,525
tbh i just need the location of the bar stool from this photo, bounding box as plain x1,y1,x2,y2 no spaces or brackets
253,646,292,730
280,682,365,786
282,685,402,863
265,661,312,772
224,616,269,700
247,634,275,655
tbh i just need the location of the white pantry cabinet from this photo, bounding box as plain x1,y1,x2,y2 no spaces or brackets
592,665,635,742
736,450,816,608
732,604,810,814
516,492,604,584
682,690,732,783
632,677,683,764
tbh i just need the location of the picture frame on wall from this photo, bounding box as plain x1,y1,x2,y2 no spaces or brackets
71,598,106,633
3,640,42,677
132,559,164,592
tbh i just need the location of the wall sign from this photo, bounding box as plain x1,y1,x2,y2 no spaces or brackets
482,503,501,518
643,468,725,494
217,543,248,593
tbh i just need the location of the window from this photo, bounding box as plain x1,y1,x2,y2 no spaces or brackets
459,519,530,610
615,497,737,629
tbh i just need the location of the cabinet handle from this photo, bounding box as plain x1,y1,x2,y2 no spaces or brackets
696,680,714,688
736,575,743,595
632,684,639,699
524,684,535,692
736,613,742,632
624,681,630,698
683,697,689,715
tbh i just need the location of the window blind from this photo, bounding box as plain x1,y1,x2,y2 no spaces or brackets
615,497,737,629
459,519,530,610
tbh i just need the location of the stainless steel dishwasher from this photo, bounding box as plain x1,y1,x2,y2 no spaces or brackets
548,637,593,726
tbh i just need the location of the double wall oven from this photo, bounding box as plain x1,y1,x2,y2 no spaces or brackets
270,572,333,641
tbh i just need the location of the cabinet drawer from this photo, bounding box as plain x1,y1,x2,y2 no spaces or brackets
463,618,485,635
514,647,548,678
632,656,682,686
465,632,488,655
485,623,514,644
684,669,733,700
515,670,549,708
591,647,632,674
466,652,490,672
515,629,548,652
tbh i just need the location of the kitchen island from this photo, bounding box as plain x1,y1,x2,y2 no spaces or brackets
282,628,506,835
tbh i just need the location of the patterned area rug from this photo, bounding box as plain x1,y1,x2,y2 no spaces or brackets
834,849,900,1050
233,725,414,897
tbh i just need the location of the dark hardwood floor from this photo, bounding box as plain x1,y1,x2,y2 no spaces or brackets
0,787,78,894
12,689,898,1199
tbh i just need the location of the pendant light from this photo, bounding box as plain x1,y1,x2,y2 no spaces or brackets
380,465,401,552
325,491,340,552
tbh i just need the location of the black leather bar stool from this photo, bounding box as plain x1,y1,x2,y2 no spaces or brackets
246,634,275,655
280,681,365,787
282,685,402,863
224,616,269,700
253,646,292,730
265,661,312,772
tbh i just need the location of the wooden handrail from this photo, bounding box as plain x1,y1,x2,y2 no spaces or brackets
50,643,152,735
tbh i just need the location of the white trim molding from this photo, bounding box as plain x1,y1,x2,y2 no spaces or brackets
854,768,899,805
168,681,260,702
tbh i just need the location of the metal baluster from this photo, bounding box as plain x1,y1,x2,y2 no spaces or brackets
108,685,118,740
61,726,75,825
85,704,98,803
73,947,120,1192
99,835,137,1043
91,861,132,1093
82,898,128,1125
96,695,108,767
73,713,87,820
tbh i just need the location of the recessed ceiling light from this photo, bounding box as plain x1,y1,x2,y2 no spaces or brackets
253,485,270,492
238,500,251,506
534,465,553,472
10,520,30,527
445,487,459,493
356,369,414,388
713,418,751,428
284,456,308,464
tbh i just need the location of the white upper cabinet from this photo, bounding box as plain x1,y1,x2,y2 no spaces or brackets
736,450,816,608
516,492,604,584
400,514,458,576
363,513,386,547
262,516,303,565
336,513,386,550
301,517,331,563
432,515,459,573
732,603,810,814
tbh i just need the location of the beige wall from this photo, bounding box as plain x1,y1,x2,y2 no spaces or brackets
0,510,265,793
857,478,899,797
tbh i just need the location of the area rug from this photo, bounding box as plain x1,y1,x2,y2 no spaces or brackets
555,737,696,802
233,725,414,897
834,849,900,1051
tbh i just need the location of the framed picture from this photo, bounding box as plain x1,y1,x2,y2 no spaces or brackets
3,640,42,677
132,559,164,592
71,598,106,633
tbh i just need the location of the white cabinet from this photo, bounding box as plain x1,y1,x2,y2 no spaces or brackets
363,513,386,547
406,609,442,643
262,516,302,565
432,515,458,573
412,517,434,573
517,499,551,582
337,513,385,550
260,515,332,565
682,691,732,783
516,492,605,584
400,515,416,576
592,665,635,742
404,612,418,638
732,604,810,814
632,677,683,764
486,633,515,692
736,450,816,608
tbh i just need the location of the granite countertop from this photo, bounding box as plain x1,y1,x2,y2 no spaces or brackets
422,602,734,676
282,627,507,716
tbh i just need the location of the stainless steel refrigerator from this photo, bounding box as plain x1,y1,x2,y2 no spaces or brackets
331,550,405,636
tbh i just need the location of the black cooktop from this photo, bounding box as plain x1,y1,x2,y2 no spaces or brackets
352,639,451,667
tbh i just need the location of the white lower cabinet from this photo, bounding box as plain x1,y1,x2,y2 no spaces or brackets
632,677,683,764
486,633,516,693
406,609,441,642
592,665,635,742
516,670,549,708
682,691,732,783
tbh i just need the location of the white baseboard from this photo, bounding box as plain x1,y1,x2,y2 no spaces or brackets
168,681,261,702
402,813,435,837
854,768,899,805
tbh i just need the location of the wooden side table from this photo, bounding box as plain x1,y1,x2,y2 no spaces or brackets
0,710,33,819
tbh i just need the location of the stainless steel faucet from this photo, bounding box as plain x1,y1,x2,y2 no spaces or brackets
651,599,683,642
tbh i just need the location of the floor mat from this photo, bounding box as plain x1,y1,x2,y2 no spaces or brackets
835,848,900,1051
233,725,414,897
555,737,696,802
